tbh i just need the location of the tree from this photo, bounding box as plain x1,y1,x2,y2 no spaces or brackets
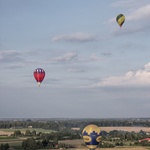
22,138,37,149
25,130,31,136
139,140,150,146
42,139,48,147
14,130,21,136
32,130,36,136
98,142,115,148
58,143,66,149
4,143,9,150
0,144,4,149
36,141,43,149
22,140,27,149
0,143,9,150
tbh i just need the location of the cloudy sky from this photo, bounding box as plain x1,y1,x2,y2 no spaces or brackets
0,0,150,118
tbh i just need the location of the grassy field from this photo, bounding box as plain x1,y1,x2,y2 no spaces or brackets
0,127,150,135
0,128,54,135
101,127,150,133
0,128,54,147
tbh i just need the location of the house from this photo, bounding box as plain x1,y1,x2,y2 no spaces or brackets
139,138,150,142
71,127,80,130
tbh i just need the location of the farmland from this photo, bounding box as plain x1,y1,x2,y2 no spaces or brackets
1,126,150,136
0,118,150,149
58,139,150,149
0,128,54,136
101,126,150,133
0,127,150,149
1,138,150,150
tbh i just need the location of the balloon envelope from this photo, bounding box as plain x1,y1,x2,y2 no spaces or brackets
33,68,45,86
116,14,125,27
82,124,101,150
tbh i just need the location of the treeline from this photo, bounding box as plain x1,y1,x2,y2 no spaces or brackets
7,127,150,141
0,143,9,150
0,118,150,130
22,138,76,149
1,128,150,149
101,129,149,141
0,129,81,150
2,128,150,149
12,128,81,140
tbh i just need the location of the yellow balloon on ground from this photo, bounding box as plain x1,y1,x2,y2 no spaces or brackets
116,14,125,27
82,124,101,150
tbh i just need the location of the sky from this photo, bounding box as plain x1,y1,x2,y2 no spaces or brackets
0,0,150,118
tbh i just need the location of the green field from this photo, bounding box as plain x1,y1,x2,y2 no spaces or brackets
0,128,54,134
0,128,54,148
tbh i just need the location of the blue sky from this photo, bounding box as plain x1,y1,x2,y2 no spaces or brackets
0,0,150,118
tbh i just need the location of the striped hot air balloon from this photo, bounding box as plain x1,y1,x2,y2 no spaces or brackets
116,14,125,27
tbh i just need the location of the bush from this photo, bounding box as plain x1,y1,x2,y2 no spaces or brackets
22,138,37,149
0,143,9,150
115,142,124,146
98,142,115,148
141,141,150,146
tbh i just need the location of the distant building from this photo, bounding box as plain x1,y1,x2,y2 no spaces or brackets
28,126,33,128
139,138,150,142
71,127,80,130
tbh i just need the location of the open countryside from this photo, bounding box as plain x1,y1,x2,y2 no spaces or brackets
0,138,150,150
0,118,150,150
101,127,150,133
1,0,150,150
0,139,150,150
58,139,150,149
1,127,150,135
0,128,54,136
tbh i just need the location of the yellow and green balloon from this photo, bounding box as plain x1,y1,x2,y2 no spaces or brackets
116,14,125,27
82,124,101,150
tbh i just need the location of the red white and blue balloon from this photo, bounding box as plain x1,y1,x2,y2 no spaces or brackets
33,68,45,86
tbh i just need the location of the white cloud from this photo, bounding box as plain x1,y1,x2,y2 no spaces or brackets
89,62,150,88
50,52,103,64
112,26,150,37
52,33,97,42
67,67,85,73
127,4,150,21
89,53,102,61
101,52,112,56
50,52,77,63
112,0,150,8
0,50,24,63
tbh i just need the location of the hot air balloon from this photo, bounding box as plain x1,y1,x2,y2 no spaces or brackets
82,124,101,150
116,14,125,27
33,68,45,86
